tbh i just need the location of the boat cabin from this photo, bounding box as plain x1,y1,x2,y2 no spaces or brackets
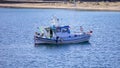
45,26,71,38
55,26,70,37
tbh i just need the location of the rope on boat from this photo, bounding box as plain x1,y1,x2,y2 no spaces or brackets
56,36,59,43
55,36,63,44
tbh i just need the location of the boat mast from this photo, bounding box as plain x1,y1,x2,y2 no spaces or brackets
51,16,59,26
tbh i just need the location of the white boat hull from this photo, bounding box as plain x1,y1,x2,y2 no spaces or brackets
34,34,91,45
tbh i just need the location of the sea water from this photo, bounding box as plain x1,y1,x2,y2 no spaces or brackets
0,8,120,68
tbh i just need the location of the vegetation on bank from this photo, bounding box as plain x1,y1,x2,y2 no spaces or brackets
0,0,119,11
0,0,120,3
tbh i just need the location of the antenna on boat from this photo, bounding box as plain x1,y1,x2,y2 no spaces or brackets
51,16,59,26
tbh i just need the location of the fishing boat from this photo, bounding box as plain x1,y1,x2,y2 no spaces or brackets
34,17,92,45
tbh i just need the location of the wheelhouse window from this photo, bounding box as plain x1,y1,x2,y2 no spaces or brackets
62,28,68,33
56,28,61,32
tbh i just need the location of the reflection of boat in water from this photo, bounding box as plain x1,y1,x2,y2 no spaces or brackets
34,17,92,45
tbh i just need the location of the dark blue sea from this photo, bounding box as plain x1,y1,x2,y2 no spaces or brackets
0,8,120,68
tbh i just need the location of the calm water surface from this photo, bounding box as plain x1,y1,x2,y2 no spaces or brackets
0,8,120,68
